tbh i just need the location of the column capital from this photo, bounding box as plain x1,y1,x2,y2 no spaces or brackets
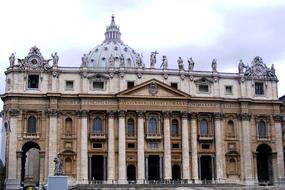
163,111,171,118
46,109,60,117
9,109,20,117
190,112,198,120
181,111,188,119
77,110,89,117
136,110,145,118
16,151,23,158
214,112,224,120
107,110,116,118
273,114,282,122
118,110,126,118
238,113,251,121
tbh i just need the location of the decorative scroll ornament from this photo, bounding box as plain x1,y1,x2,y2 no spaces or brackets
244,56,277,79
15,46,52,71
148,82,158,96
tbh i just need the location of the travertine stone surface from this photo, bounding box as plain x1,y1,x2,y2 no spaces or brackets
80,116,88,182
191,117,198,181
163,115,171,179
118,113,127,183
182,115,190,180
48,116,57,176
107,114,115,182
137,115,145,184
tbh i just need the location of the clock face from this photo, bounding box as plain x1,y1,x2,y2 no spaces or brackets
253,64,264,76
28,56,41,68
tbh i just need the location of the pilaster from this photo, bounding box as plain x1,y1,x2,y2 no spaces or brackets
273,115,285,183
181,111,190,181
190,112,199,183
78,110,88,183
6,109,20,190
239,113,254,185
107,111,115,183
163,111,171,180
46,109,59,177
214,113,225,182
137,111,145,184
118,110,127,183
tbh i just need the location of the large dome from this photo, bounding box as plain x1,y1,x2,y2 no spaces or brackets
86,15,143,68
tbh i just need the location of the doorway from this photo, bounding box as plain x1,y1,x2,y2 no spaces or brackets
91,155,104,180
256,144,273,185
21,142,40,187
200,155,213,181
127,164,136,181
148,155,160,180
172,165,181,180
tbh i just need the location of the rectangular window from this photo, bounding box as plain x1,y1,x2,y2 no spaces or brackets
225,86,232,95
65,80,74,90
93,81,104,90
172,143,180,149
127,81,135,89
28,75,39,89
127,143,135,149
199,84,209,93
201,144,210,149
255,82,264,95
171,83,178,89
93,143,102,148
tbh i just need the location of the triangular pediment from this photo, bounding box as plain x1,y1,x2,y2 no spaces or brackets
116,79,190,99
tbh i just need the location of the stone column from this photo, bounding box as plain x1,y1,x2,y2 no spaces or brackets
6,109,20,190
137,111,145,184
160,155,164,179
181,111,190,181
118,110,127,183
88,156,92,181
240,113,254,185
214,113,224,182
79,110,88,183
163,111,171,180
107,111,115,183
273,115,285,183
190,112,199,183
145,156,148,180
47,109,58,177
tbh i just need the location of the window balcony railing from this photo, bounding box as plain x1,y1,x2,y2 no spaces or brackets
226,135,236,140
257,136,270,141
146,133,162,141
62,133,76,139
198,134,214,141
23,132,40,139
89,132,106,141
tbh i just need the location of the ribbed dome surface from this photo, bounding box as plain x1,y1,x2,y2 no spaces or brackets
86,15,143,68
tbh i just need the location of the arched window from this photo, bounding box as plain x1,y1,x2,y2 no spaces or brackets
127,118,135,136
227,120,235,137
171,119,179,137
258,120,267,138
148,118,157,135
65,157,72,174
200,119,208,136
93,117,103,134
65,118,72,134
27,116,37,134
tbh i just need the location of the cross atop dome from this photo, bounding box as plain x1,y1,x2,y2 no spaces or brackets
104,14,122,43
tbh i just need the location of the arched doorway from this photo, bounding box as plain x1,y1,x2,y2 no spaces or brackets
127,164,136,181
21,141,40,188
256,144,273,185
172,165,181,180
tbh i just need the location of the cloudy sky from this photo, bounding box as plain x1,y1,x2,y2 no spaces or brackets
0,0,285,96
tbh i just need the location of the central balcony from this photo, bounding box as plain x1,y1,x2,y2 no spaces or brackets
198,134,214,141
89,132,106,141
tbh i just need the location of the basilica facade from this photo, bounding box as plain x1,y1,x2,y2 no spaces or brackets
2,16,285,189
